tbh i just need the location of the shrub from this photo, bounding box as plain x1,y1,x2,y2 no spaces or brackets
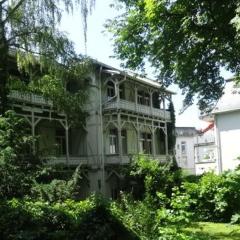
0,111,44,199
183,170,240,222
0,196,139,240
31,165,83,202
123,155,183,204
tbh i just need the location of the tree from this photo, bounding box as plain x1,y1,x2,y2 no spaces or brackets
0,111,43,198
107,0,240,111
167,101,176,155
0,0,95,115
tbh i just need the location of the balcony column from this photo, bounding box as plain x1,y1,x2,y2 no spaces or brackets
149,90,153,115
134,86,138,110
136,118,140,153
163,98,169,155
65,123,70,166
60,118,70,166
151,121,156,156
116,81,120,104
31,111,36,154
30,111,41,155
117,113,122,158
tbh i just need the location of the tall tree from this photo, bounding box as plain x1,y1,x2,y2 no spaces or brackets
0,0,95,115
107,0,240,112
167,101,176,154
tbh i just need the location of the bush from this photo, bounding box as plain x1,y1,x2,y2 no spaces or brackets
0,196,139,240
111,193,157,239
31,166,83,202
123,155,183,204
183,170,240,222
0,111,44,199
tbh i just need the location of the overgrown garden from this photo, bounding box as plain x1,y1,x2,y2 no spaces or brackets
1,111,240,239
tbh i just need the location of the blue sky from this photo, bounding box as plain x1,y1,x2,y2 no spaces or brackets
61,0,233,129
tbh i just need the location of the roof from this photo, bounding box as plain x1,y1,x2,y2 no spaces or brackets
212,79,240,114
175,127,197,137
92,59,175,95
8,48,175,95
199,122,214,134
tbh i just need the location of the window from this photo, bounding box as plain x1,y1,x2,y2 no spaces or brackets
181,141,187,155
55,129,66,155
137,91,150,106
144,93,150,106
119,84,125,99
139,132,152,154
152,92,160,108
107,81,115,98
109,129,118,154
137,91,144,104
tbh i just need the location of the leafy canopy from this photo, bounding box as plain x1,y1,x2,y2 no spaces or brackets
0,0,95,115
107,0,240,111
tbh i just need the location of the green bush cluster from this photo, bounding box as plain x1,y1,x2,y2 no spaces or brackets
184,170,240,222
114,156,196,239
117,157,240,238
123,155,182,202
0,196,139,240
2,112,240,239
0,111,44,199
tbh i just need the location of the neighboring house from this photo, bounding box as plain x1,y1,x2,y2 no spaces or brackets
175,125,217,175
212,79,240,172
175,127,197,174
194,123,218,175
7,60,174,199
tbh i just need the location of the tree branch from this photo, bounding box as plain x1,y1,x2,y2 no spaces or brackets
3,0,26,23
9,44,74,69
7,30,33,44
0,0,8,6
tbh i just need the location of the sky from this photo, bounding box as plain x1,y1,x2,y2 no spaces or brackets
61,0,233,130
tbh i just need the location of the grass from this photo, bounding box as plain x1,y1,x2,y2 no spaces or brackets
183,222,240,240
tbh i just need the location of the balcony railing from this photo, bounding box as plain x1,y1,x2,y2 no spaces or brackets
50,156,88,165
104,99,170,120
105,154,168,164
8,90,53,106
47,154,169,166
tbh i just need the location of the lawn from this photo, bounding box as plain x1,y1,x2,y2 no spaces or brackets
184,222,240,240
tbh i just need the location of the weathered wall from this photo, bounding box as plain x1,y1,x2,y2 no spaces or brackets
175,136,195,174
216,111,240,171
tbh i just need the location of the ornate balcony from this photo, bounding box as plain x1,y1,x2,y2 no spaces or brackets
103,99,171,120
8,90,53,106
49,154,169,166
105,154,168,164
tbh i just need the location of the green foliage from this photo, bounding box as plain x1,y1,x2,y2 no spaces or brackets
31,166,83,202
107,0,240,111
0,196,139,240
111,191,199,240
117,156,240,237
111,194,157,239
183,170,240,222
8,55,92,126
117,156,194,239
0,0,95,114
126,155,182,203
31,180,75,203
0,111,43,199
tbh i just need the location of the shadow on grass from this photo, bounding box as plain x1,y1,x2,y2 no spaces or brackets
182,222,240,240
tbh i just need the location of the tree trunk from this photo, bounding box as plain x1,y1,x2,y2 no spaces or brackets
0,4,9,115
